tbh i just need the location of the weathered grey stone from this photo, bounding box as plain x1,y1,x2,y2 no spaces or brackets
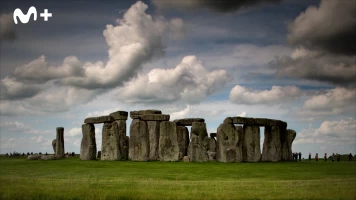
84,116,114,124
109,111,128,120
216,123,243,163
97,151,101,159
27,154,41,160
173,118,205,126
242,125,261,162
147,121,161,160
223,117,287,130
159,121,179,161
210,133,217,138
140,114,170,121
55,127,65,158
101,120,127,161
52,139,56,153
129,119,149,161
207,137,217,152
281,129,296,161
187,122,209,162
183,156,190,162
208,151,216,161
177,126,189,160
80,123,97,160
130,110,162,119
41,155,58,160
262,126,281,162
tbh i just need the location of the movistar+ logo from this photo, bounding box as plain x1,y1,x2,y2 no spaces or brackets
13,6,52,24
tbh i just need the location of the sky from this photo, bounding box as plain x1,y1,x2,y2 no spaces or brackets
0,0,355,158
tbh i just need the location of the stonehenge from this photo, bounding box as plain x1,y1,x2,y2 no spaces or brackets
75,109,296,163
55,127,65,158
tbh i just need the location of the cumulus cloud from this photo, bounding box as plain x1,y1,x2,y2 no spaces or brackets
287,0,356,55
237,111,247,117
295,119,356,145
0,13,16,41
0,121,51,135
229,85,302,105
1,1,184,102
114,56,229,104
270,48,356,87
300,87,356,116
152,0,281,13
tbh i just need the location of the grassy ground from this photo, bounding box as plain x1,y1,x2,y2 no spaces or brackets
0,156,355,200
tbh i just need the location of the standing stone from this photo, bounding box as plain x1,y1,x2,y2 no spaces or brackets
159,121,179,161
101,120,127,161
177,126,189,160
129,119,149,161
281,129,296,161
147,121,161,160
262,126,281,162
216,123,243,163
55,127,65,158
80,123,97,160
97,151,101,159
187,122,209,162
124,136,129,160
52,139,56,153
242,125,261,162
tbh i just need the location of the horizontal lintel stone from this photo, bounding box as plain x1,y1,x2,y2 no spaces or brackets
173,118,205,126
109,111,128,120
84,116,114,124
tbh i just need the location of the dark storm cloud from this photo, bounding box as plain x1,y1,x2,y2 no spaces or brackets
287,0,356,55
151,0,281,12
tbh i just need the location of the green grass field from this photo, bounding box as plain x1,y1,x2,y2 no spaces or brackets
0,156,355,200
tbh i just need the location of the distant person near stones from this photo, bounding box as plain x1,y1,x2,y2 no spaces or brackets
298,152,301,161
308,153,311,161
324,153,327,162
315,153,318,162
349,153,353,161
332,153,335,162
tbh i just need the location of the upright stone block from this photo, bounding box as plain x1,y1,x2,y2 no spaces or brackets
262,126,281,162
281,129,296,161
177,126,189,160
216,124,243,163
101,120,127,161
129,119,149,161
242,125,261,162
52,139,56,153
187,122,209,162
147,121,161,160
159,121,179,161
80,123,97,160
55,127,65,158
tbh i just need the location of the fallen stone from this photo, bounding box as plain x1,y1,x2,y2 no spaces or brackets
140,114,170,121
187,122,209,162
216,123,243,163
281,129,296,161
159,121,179,161
177,126,189,160
183,156,190,162
223,117,287,129
242,125,261,162
27,155,41,160
80,123,97,160
109,111,128,120
130,110,162,119
55,127,65,158
41,155,58,160
129,119,149,161
262,126,281,162
52,139,56,153
173,118,205,126
147,121,161,160
210,133,217,138
84,116,114,124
